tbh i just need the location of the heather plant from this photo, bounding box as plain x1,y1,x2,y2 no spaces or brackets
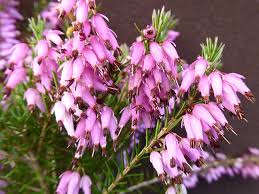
0,1,258,194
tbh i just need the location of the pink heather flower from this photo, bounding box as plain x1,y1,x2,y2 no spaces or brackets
91,121,101,148
223,73,254,102
175,146,191,173
169,97,175,112
61,92,76,113
130,41,145,67
41,2,59,28
8,43,29,64
108,114,118,142
62,112,75,137
24,88,45,112
45,30,63,46
60,60,73,87
192,104,218,130
72,32,85,53
35,40,49,60
182,114,196,147
76,0,88,23
67,171,80,194
108,30,120,52
59,0,76,14
222,81,240,108
194,57,208,80
189,114,203,147
82,21,91,37
162,40,179,62
166,30,180,42
90,35,107,62
91,13,110,44
143,54,155,73
150,151,165,178
100,132,107,155
161,150,179,179
32,57,43,76
81,88,97,109
166,186,176,194
85,108,97,136
0,1,23,69
205,102,234,132
118,106,131,131
56,171,72,194
6,66,26,89
209,71,223,103
72,56,85,81
100,106,113,132
52,101,67,125
143,25,156,39
179,69,195,97
153,67,162,87
164,133,178,167
198,76,210,103
150,42,164,64
180,138,204,166
74,118,86,139
82,47,100,69
80,175,92,194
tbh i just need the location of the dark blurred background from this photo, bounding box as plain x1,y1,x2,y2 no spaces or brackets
22,0,259,193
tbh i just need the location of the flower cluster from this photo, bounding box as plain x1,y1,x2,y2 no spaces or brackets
180,62,254,148
149,55,254,186
41,1,59,28
141,14,255,190
2,0,123,192
0,2,256,193
56,171,92,194
150,134,204,184
183,148,259,189
119,25,180,135
49,0,121,161
0,0,23,71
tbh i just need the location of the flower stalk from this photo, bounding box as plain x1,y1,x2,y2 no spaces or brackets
103,116,184,194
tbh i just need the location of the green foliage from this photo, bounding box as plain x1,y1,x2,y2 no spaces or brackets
201,37,225,70
152,7,179,42
28,16,46,44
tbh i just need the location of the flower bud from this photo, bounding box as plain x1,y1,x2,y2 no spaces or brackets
76,0,88,23
143,54,155,73
59,0,76,13
166,186,176,194
90,35,106,62
179,69,195,97
92,13,110,42
35,40,49,60
194,57,208,80
162,40,179,61
8,43,29,64
150,42,164,64
130,41,145,66
150,151,165,176
198,76,210,103
80,175,92,194
56,171,72,194
67,171,80,194
6,67,26,89
210,72,223,104
46,30,63,46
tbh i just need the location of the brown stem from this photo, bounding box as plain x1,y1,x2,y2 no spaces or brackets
123,155,259,193
102,117,183,194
